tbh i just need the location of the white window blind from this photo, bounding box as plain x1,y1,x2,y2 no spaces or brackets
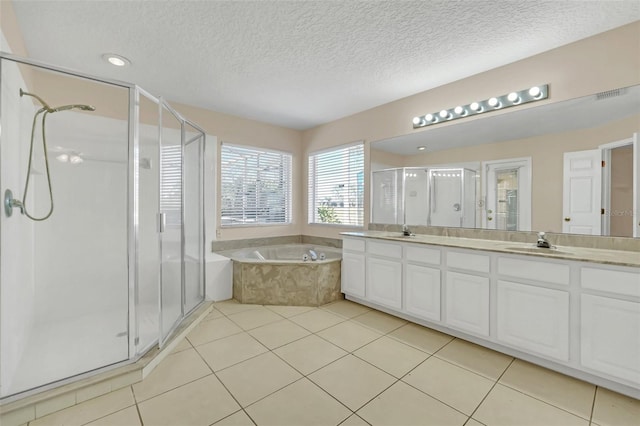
308,143,364,226
221,144,292,226
160,145,182,226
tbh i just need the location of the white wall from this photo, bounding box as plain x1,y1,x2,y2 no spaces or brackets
0,32,37,395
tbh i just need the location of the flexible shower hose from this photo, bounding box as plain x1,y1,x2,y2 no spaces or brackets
22,108,55,221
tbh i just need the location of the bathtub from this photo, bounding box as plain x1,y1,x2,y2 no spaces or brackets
224,244,343,306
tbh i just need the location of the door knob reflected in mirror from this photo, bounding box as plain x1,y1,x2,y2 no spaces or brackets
564,217,571,222
488,217,493,221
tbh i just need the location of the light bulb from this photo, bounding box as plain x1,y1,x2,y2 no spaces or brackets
454,106,465,115
470,102,482,112
412,116,421,125
56,153,69,162
425,113,435,122
102,53,131,67
529,86,541,98
488,97,501,108
417,146,426,151
439,109,450,119
507,92,520,103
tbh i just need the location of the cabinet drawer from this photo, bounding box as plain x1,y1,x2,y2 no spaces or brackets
368,240,402,259
581,267,640,298
405,245,441,265
498,257,570,286
343,238,365,252
447,250,490,274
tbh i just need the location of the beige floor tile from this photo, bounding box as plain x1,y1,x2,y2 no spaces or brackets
340,414,370,425
187,316,243,346
214,410,255,425
196,332,268,371
30,387,135,426
171,337,193,354
592,387,640,426
466,419,486,426
217,352,302,406
403,356,494,415
265,305,316,318
214,300,262,316
354,336,429,378
246,378,351,426
351,310,407,334
317,321,382,352
273,334,348,375
435,339,513,380
132,348,211,401
84,406,141,426
357,381,468,426
474,384,588,426
248,319,310,349
202,308,225,321
321,300,371,319
138,375,239,426
500,359,595,419
227,307,283,330
288,309,345,332
309,354,396,410
388,322,454,354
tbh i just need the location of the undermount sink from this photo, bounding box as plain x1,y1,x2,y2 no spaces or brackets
505,246,573,256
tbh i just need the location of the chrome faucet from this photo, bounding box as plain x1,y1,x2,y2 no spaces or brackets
308,249,318,261
536,232,551,248
402,224,414,237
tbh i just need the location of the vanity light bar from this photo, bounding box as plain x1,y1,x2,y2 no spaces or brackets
412,85,549,129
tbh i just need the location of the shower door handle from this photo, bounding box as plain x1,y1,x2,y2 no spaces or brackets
158,212,167,233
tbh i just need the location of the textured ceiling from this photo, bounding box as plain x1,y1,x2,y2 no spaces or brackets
10,1,640,130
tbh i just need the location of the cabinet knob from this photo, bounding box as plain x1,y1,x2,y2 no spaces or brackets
488,217,493,221
564,217,571,222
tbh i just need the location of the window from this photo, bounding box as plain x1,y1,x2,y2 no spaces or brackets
308,143,364,226
221,143,292,226
160,145,182,226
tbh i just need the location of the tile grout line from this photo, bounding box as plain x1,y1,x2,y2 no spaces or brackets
465,357,516,423
589,386,598,425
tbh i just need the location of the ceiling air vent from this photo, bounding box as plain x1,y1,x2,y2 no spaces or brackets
595,87,628,101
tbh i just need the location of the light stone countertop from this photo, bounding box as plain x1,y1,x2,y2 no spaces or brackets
341,231,640,268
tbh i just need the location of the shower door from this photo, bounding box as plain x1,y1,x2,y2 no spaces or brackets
159,102,184,346
183,122,205,314
0,57,130,397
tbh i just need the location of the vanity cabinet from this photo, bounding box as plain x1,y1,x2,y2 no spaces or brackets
496,280,569,361
365,241,402,309
341,238,366,298
579,265,640,384
495,256,570,361
445,272,490,336
444,250,491,336
341,234,640,398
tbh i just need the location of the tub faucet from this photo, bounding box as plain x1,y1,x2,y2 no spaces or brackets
308,249,318,261
536,232,551,248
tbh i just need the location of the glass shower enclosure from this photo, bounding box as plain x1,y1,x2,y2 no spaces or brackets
371,167,477,228
0,53,206,399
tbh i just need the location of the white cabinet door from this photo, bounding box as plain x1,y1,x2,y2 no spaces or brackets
497,280,569,361
366,257,402,309
405,264,441,322
445,271,490,336
581,294,640,384
342,252,365,297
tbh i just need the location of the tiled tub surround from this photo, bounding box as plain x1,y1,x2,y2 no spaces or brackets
225,245,343,306
341,231,640,400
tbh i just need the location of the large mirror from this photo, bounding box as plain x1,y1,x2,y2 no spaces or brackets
370,85,640,237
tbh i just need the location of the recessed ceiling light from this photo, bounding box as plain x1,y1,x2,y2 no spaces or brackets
417,146,426,151
102,53,131,67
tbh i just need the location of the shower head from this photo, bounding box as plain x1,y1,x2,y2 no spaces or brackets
52,104,96,113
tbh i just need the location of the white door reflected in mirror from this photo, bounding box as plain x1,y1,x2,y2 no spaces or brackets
483,158,531,231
